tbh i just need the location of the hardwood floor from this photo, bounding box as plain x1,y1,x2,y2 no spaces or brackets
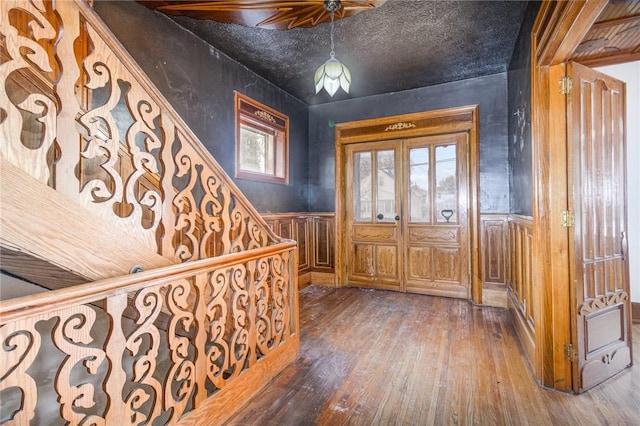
225,286,640,425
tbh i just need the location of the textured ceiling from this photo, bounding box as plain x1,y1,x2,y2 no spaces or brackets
165,1,530,105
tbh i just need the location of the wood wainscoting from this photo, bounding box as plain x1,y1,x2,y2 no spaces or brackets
480,214,509,307
262,213,335,287
480,214,535,370
507,215,535,368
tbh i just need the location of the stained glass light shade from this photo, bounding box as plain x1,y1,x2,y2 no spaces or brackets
314,52,351,96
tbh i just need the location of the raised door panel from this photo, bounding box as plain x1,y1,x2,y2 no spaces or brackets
434,248,460,282
407,247,433,280
375,246,398,277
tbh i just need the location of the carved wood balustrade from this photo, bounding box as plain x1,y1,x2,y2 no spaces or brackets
1,0,299,424
0,0,280,263
0,242,298,424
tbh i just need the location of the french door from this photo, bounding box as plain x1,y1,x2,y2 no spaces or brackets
345,133,470,298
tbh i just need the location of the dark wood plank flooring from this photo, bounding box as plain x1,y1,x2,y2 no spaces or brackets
225,286,640,425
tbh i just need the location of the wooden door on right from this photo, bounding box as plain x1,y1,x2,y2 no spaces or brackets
567,61,632,392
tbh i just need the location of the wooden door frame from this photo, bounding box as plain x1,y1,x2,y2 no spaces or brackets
530,0,608,391
334,105,481,304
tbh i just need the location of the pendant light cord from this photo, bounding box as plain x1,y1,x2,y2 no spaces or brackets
330,7,335,57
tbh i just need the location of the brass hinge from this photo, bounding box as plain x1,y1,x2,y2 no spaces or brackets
559,77,573,95
564,343,578,363
561,210,575,227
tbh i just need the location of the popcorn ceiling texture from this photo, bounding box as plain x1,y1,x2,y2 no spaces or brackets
167,0,529,105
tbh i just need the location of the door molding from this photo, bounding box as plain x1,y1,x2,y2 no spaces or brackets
531,0,608,391
334,105,481,304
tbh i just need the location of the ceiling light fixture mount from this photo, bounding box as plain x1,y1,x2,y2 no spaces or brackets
314,0,351,97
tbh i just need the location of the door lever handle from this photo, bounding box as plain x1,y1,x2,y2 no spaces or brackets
621,231,627,256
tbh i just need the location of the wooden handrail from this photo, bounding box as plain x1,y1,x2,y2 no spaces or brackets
0,241,296,323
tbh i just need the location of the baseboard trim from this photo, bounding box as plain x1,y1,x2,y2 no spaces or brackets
482,285,508,308
299,272,335,288
299,272,312,289
632,302,640,323
310,272,335,287
508,291,535,368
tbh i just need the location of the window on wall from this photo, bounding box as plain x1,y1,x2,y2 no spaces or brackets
235,92,289,184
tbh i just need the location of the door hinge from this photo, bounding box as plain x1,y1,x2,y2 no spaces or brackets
564,343,578,363
561,210,575,227
559,77,573,95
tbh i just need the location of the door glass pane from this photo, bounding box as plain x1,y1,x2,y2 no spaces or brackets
435,144,457,223
409,147,430,223
354,152,372,222
376,150,396,222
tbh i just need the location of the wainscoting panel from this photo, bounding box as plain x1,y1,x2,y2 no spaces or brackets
263,213,335,287
480,214,509,307
507,215,535,366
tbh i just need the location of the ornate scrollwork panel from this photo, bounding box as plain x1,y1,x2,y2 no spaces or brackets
205,267,231,391
52,306,107,425
123,286,164,424
579,291,629,316
0,0,59,184
270,253,288,347
164,278,196,422
76,24,163,249
254,257,272,358
0,319,41,424
171,128,274,261
229,265,250,378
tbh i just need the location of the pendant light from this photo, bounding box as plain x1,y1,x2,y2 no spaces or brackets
314,0,351,96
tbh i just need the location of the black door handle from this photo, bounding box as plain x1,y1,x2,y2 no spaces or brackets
377,213,384,220
395,215,400,221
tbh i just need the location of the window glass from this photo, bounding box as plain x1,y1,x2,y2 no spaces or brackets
409,147,430,223
354,151,372,222
435,144,457,222
235,93,288,184
376,150,396,222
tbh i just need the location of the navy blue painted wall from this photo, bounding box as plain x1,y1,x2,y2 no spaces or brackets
308,74,510,213
507,1,540,216
94,0,309,213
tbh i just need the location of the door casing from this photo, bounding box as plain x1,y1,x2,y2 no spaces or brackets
334,105,481,304
529,0,632,392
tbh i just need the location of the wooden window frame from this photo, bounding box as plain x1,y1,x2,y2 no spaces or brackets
235,92,289,185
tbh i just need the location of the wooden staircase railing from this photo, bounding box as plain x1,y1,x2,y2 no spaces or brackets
0,242,299,425
1,0,299,424
1,0,281,265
